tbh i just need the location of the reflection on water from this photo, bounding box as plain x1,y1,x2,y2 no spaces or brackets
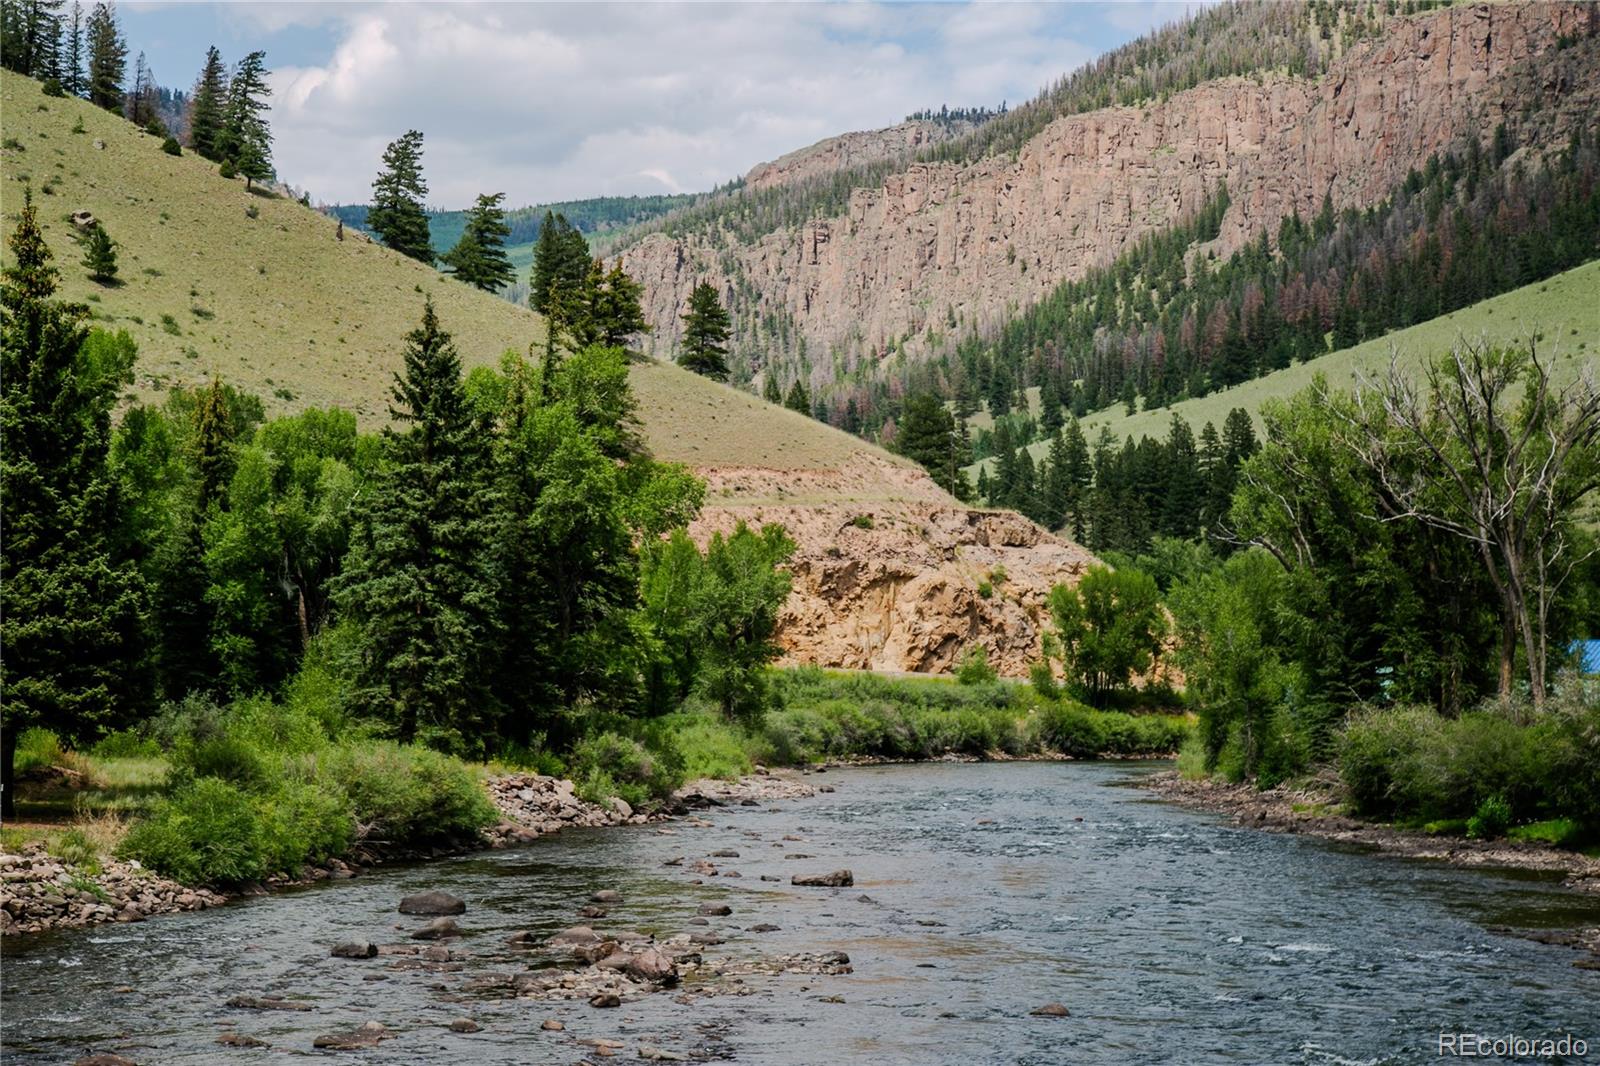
3,762,1596,1065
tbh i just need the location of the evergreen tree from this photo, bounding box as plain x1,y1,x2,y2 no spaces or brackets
1,0,64,80
1161,412,1203,538
679,280,731,380
1043,428,1071,529
367,130,432,263
126,49,152,126
440,191,515,292
62,0,81,95
762,371,782,405
80,222,117,282
219,50,272,190
894,392,970,500
569,258,648,349
84,0,124,112
1,189,146,816
1062,416,1092,542
784,377,811,417
334,300,502,753
528,211,590,320
187,45,227,161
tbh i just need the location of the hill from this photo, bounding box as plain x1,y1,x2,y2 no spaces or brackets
973,259,1600,475
0,69,1091,677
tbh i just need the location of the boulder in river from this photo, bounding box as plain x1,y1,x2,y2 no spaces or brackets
225,995,311,1012
710,849,740,858
548,924,601,947
216,1032,269,1048
312,1021,389,1049
1030,1003,1070,1017
330,942,378,959
588,991,622,1008
792,870,853,887
409,917,462,940
749,923,781,932
398,890,465,916
625,947,679,984
578,904,607,918
590,889,623,904
697,902,732,916
74,1056,138,1066
447,1018,481,1033
541,1019,564,1031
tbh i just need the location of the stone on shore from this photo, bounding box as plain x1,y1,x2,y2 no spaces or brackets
792,870,853,887
588,991,621,1008
625,946,679,984
398,890,465,916
548,924,601,947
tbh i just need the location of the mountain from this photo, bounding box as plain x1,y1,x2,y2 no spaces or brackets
0,69,1089,677
616,2,1598,402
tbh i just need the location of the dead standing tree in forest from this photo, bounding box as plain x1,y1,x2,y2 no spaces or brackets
1338,340,1600,713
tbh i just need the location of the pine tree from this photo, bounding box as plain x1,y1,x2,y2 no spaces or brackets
1062,417,1092,542
762,372,782,405
678,281,731,380
219,50,272,190
894,392,969,499
366,130,432,263
84,0,124,112
334,300,502,753
1161,412,1202,538
1,189,147,816
1,0,64,80
568,258,648,349
62,0,82,95
528,211,591,335
784,377,811,417
81,222,117,282
187,45,227,161
440,191,515,292
127,49,152,125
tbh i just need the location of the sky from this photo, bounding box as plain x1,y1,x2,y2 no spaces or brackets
120,2,1198,211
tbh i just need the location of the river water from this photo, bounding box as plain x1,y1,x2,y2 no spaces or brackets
3,762,1596,1065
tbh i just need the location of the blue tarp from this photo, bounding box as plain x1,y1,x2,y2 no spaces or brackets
1571,639,1600,675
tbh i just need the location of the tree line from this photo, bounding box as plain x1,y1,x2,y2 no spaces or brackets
0,194,795,814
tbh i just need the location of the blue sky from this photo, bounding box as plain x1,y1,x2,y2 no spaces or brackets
121,2,1196,210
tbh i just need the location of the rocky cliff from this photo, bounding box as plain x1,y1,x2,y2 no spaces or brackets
624,3,1598,368
742,118,981,192
688,455,1095,677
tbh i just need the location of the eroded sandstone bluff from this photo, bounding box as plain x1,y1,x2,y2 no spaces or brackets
689,455,1095,677
625,2,1599,365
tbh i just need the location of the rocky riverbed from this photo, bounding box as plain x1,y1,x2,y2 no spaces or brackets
0,768,817,938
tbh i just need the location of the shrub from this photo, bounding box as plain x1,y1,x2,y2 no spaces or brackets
162,137,181,156
219,159,237,179
570,729,684,809
260,777,354,871
956,645,998,685
120,777,268,885
172,734,267,789
14,728,66,775
659,706,754,781
48,829,102,874
90,730,162,760
326,742,494,845
1467,795,1512,839
42,77,64,97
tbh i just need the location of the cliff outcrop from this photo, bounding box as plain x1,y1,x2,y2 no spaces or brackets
625,3,1598,367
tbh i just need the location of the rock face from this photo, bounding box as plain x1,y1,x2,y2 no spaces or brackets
689,455,1094,677
743,118,981,193
625,4,1599,371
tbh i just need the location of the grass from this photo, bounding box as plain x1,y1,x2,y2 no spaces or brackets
972,260,1600,477
0,70,911,481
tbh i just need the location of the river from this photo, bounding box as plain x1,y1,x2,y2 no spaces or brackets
3,762,1596,1064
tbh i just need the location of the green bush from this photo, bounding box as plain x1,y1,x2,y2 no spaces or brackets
569,729,684,809
41,77,64,97
161,136,181,156
121,777,269,885
956,645,998,685
49,829,102,874
326,742,495,845
659,706,755,781
1467,795,1512,839
13,728,66,775
90,730,162,759
173,734,267,789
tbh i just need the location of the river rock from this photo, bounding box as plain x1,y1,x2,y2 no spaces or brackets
74,1056,138,1066
549,924,601,948
331,941,378,959
710,849,740,858
792,869,853,887
749,923,781,932
312,1021,388,1049
639,1047,688,1062
696,902,732,916
590,889,623,904
398,890,465,916
225,995,311,1011
216,1033,269,1048
409,917,462,940
447,1018,481,1033
579,904,608,918
1030,1003,1070,1017
506,930,540,945
541,1019,564,1031
625,947,679,984
588,991,621,1008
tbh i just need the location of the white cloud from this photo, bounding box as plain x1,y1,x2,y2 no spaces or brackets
254,2,1114,208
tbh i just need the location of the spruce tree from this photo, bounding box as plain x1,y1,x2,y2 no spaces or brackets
440,191,514,292
84,0,123,111
334,300,502,753
783,377,811,416
894,392,969,499
568,258,648,349
1161,412,1202,538
1,189,147,815
763,372,782,405
63,0,81,95
219,50,272,190
81,221,117,282
187,45,227,161
528,211,590,319
127,49,151,125
367,130,433,263
1062,417,1092,542
678,281,730,380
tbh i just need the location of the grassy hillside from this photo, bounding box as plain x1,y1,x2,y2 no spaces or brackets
974,259,1600,474
0,71,910,479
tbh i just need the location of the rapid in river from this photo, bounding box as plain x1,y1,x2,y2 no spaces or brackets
3,762,1596,1064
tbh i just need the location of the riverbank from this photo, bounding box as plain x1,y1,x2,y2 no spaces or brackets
0,769,815,938
1144,770,1600,895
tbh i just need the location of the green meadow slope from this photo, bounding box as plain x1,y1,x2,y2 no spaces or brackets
973,259,1600,475
0,71,909,478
